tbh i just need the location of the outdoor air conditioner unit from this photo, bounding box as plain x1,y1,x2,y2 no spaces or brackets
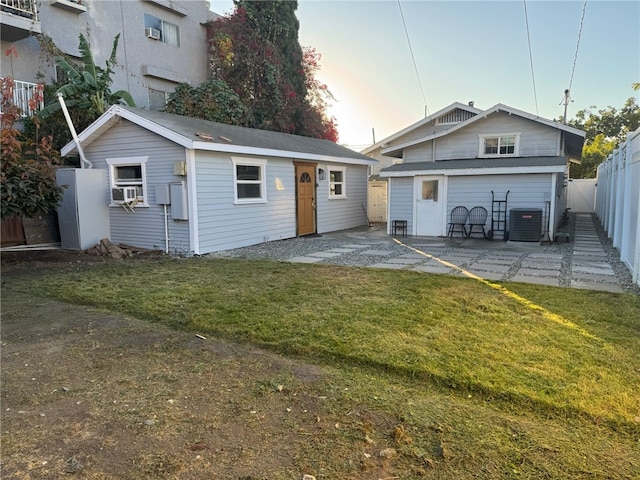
112,187,138,203
145,28,161,40
509,208,543,242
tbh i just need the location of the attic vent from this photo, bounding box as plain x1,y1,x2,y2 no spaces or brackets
435,108,476,125
509,209,542,242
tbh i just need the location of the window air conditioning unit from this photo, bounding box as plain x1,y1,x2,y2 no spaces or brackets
145,28,161,40
112,187,138,203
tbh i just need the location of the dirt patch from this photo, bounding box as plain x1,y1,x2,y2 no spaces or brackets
1,251,410,479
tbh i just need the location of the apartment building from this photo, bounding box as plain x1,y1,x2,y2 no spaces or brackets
1,0,219,114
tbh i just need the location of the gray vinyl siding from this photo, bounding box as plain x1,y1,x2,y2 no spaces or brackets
195,154,296,253
388,177,414,233
316,164,369,233
83,121,191,252
404,140,434,163
446,174,554,234
403,112,561,162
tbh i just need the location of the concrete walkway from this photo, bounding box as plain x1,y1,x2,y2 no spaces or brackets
272,214,632,294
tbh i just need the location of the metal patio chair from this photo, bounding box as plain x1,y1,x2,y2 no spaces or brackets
447,206,469,238
467,206,488,239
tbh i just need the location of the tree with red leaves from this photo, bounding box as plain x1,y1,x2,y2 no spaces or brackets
1,76,62,219
204,0,338,141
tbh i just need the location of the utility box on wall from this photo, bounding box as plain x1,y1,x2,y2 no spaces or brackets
170,181,188,220
56,168,110,250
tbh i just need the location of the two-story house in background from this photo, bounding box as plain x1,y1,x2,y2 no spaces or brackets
0,0,218,115
365,102,585,241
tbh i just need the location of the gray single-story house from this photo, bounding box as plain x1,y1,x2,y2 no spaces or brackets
370,102,585,241
58,105,376,255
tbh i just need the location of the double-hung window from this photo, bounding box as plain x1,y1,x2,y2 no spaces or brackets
107,157,148,206
479,134,519,157
232,158,267,204
144,13,180,47
329,167,346,198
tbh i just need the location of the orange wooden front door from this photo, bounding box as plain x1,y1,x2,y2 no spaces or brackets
295,163,316,236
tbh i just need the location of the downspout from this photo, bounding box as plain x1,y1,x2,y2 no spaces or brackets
163,204,169,254
57,93,92,169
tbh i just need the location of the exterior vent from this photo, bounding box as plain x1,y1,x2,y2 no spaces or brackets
145,28,161,40
112,187,137,203
435,108,476,125
509,209,543,242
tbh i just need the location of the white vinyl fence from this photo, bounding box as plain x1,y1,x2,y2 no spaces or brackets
595,128,640,288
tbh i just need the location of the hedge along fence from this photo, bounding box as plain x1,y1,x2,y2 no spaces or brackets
596,127,640,288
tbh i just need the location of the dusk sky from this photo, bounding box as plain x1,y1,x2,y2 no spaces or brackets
211,1,640,151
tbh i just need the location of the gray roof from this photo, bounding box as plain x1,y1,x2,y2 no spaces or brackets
120,106,373,162
381,156,568,173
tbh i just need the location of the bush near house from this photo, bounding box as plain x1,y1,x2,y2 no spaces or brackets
1,77,62,220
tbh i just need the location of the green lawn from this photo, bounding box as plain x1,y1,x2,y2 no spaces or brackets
6,256,640,478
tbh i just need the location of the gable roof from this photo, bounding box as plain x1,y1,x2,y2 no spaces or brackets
361,101,481,155
61,105,377,166
365,102,585,160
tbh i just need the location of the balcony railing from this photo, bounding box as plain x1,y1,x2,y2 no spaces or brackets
0,0,38,20
1,78,44,117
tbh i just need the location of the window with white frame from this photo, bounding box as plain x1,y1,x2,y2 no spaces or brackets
232,158,267,203
479,134,519,157
144,13,180,47
107,157,148,206
329,166,346,198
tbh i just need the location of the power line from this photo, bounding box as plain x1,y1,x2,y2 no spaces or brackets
522,0,539,116
568,0,588,93
397,0,428,116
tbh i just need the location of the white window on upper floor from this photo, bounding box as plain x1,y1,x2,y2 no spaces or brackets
329,166,346,199
479,134,520,157
107,157,148,207
232,158,267,204
144,13,180,47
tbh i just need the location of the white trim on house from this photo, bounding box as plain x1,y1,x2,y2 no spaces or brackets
185,148,199,254
106,156,149,207
193,141,374,166
328,165,347,199
361,102,482,155
380,103,585,157
61,106,375,166
231,157,268,204
381,165,566,177
478,132,521,158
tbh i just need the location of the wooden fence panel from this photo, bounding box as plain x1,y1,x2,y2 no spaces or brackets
1,216,25,247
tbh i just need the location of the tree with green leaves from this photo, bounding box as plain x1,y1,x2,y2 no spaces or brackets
38,33,135,119
164,79,249,125
568,96,640,178
569,97,640,146
29,33,135,155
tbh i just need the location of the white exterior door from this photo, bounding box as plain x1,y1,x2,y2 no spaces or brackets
415,176,445,236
